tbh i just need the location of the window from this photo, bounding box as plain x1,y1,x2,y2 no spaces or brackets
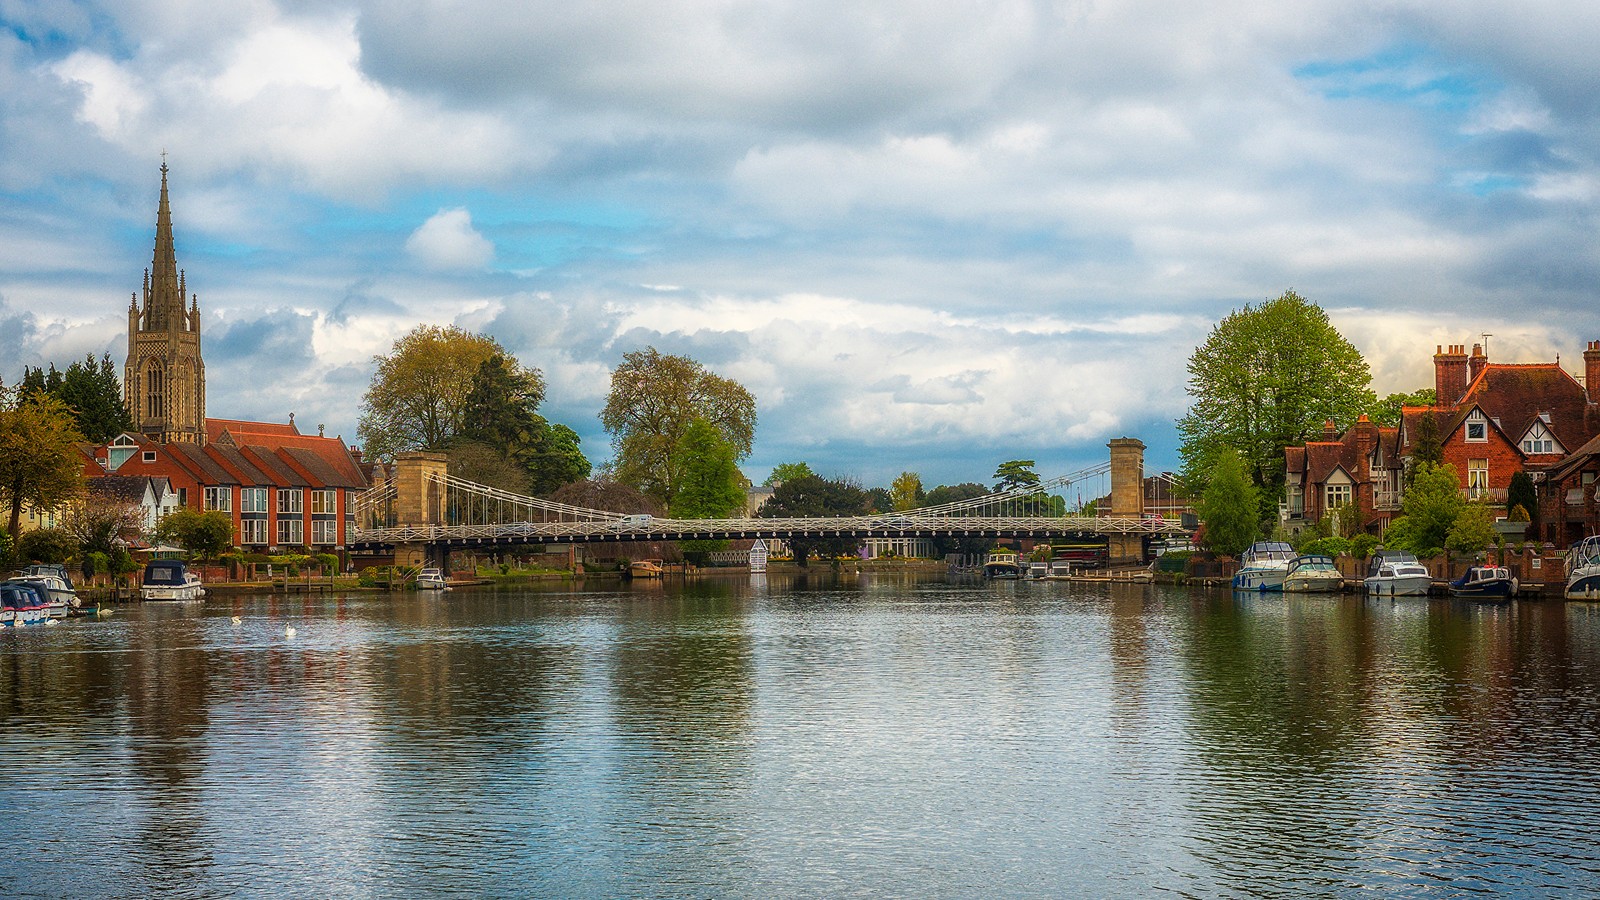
277,489,302,515
146,365,163,418
143,451,157,463
241,518,268,545
241,487,269,513
1466,421,1487,442
1325,483,1352,509
1468,459,1489,497
1522,422,1559,455
310,489,338,515
311,519,338,545
203,487,232,512
277,518,303,545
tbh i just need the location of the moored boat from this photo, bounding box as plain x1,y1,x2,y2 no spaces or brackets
1363,551,1433,596
415,568,449,590
141,559,205,601
14,564,78,617
1282,554,1344,593
1449,565,1517,601
628,559,665,579
1566,536,1600,600
983,551,1022,580
1,581,52,627
1230,541,1295,592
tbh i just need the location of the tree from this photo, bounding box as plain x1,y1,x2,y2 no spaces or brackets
0,392,86,541
24,354,133,442
765,462,816,487
358,325,522,458
446,439,532,494
1446,500,1497,555
890,471,925,511
1178,290,1376,516
522,421,591,495
669,419,747,564
993,459,1041,492
152,508,234,559
1371,388,1435,429
62,495,145,556
926,482,990,507
17,527,77,564
1197,448,1259,557
1407,411,1444,484
601,347,756,507
758,474,868,566
1507,471,1538,527
1385,462,1462,557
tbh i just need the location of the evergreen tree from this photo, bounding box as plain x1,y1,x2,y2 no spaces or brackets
57,353,133,442
1197,448,1259,557
1506,471,1538,526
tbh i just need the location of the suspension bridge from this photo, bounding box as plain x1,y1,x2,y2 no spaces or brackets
347,437,1188,567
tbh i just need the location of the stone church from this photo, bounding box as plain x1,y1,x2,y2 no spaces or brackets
126,160,207,444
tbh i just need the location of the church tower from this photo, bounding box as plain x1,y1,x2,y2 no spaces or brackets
126,160,207,445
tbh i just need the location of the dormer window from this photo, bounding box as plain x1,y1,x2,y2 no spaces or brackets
1521,421,1562,456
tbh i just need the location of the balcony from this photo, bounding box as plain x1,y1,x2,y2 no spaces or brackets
1461,487,1507,503
1373,490,1401,511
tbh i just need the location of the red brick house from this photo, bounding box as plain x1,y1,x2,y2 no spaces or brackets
1286,338,1600,540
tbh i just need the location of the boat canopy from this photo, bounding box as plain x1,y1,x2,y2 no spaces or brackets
143,560,191,585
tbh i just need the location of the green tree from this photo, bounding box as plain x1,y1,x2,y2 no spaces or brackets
153,508,234,559
1178,290,1376,515
24,354,133,442
1385,462,1462,557
17,527,77,564
446,439,532,494
890,471,925,511
0,392,86,541
1407,411,1444,483
1507,471,1537,527
1197,448,1260,557
992,459,1041,492
764,461,816,486
453,354,590,495
522,421,591,495
758,474,868,567
669,418,747,564
926,482,989,507
358,325,521,458
1370,388,1436,429
1446,500,1496,555
601,348,756,507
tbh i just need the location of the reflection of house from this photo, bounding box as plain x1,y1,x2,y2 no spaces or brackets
1286,339,1600,540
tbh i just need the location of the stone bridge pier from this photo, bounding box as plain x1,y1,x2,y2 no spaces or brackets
1107,437,1146,566
392,450,448,570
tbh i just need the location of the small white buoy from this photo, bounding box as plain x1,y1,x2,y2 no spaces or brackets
284,624,297,638
231,615,242,625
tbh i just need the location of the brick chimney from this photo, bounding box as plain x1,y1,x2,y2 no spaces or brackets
1322,419,1338,440
1586,340,1600,401
1468,342,1488,384
1434,343,1470,405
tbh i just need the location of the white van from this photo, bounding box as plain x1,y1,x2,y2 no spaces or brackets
613,514,653,531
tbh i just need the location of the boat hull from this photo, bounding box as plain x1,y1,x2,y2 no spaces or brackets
1567,571,1600,601
1232,568,1286,592
142,580,205,601
1363,575,1433,596
1282,573,1343,593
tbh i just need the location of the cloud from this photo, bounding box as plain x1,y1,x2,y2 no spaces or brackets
404,208,494,271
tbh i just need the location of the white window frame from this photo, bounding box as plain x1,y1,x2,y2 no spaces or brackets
277,518,303,546
1468,459,1489,497
203,486,232,512
311,519,338,545
277,489,303,515
241,487,269,514
1465,411,1488,443
310,489,338,515
1325,483,1352,510
241,518,268,545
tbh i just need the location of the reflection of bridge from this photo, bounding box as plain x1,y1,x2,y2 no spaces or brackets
350,437,1184,567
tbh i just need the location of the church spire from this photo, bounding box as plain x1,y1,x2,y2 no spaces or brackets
147,160,183,331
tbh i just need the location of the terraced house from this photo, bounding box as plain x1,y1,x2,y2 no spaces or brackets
83,163,369,554
1286,338,1600,545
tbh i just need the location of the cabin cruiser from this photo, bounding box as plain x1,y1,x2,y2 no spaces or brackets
1363,551,1434,596
1,581,52,627
627,559,664,579
1281,555,1344,593
1448,565,1517,600
415,568,450,590
983,551,1022,580
14,563,79,614
1565,536,1600,600
1231,541,1295,592
141,559,205,601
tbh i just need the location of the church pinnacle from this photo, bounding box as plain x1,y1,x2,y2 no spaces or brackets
126,160,207,444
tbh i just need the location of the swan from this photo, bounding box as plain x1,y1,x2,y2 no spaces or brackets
231,615,242,625
284,624,297,638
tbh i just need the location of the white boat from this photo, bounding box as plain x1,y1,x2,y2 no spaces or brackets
141,559,205,601
1,581,51,627
1282,554,1344,593
1363,556,1434,596
983,551,1022,580
1231,541,1295,592
415,568,449,590
1564,536,1600,600
15,564,79,616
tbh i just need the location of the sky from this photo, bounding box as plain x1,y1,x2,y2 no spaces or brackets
2,1,1599,490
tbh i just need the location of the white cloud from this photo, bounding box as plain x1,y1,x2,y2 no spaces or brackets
405,209,494,271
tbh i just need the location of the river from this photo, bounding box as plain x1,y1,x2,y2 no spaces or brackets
3,574,1599,898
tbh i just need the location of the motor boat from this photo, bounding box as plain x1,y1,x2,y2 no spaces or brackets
1231,541,1295,592
141,559,205,601
1448,565,1517,601
14,563,79,615
627,559,664,579
0,581,52,627
1282,554,1344,593
415,568,450,590
1565,536,1600,600
982,552,1022,580
1363,551,1434,596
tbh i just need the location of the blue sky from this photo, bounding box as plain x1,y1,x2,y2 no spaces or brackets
2,1,1599,490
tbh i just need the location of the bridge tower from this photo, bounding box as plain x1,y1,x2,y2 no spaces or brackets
392,451,448,569
1107,437,1146,566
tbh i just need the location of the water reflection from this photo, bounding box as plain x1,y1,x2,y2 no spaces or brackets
2,578,1599,896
